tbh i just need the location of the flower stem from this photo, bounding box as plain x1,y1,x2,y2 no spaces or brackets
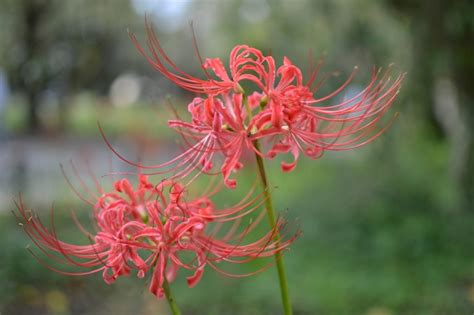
243,92,292,314
253,140,293,315
162,277,182,315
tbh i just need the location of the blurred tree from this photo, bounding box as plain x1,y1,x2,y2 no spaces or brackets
0,0,142,133
11,0,52,133
387,0,474,209
187,0,409,71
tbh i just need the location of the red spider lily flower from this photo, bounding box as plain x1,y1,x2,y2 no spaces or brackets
114,23,404,186
15,173,298,298
250,66,405,172
100,93,251,188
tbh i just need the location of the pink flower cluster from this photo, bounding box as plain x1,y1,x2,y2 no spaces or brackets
17,174,297,298
17,21,403,302
117,23,405,188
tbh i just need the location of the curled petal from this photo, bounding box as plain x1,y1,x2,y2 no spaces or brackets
204,58,231,82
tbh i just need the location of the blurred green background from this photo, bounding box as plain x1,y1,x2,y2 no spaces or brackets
0,0,473,314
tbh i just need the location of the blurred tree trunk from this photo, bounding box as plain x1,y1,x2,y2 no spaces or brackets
21,0,50,134
26,91,40,132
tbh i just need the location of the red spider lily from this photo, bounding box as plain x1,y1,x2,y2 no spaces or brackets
15,173,298,298
250,66,405,172
99,94,251,188
114,23,404,186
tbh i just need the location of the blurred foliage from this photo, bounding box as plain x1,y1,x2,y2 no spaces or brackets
387,0,474,210
3,93,180,137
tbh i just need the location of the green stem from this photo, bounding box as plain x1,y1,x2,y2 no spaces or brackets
253,140,293,315
162,277,182,315
243,91,292,314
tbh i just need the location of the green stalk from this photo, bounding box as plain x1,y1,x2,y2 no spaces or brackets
253,140,293,315
242,91,293,314
162,277,182,315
